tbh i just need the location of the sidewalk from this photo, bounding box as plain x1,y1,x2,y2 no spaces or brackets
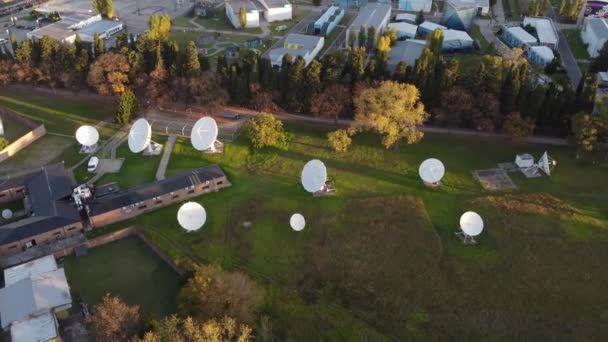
156,135,176,180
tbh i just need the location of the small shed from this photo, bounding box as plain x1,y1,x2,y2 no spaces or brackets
515,153,535,168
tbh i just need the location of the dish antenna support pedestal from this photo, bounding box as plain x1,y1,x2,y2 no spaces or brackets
191,117,223,154
456,211,484,245
419,158,445,188
76,125,100,154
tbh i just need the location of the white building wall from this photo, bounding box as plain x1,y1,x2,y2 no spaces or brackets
265,6,292,22
303,37,324,66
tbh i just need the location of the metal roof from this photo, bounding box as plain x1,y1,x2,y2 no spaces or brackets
443,29,473,42
419,21,446,32
388,22,418,36
350,3,391,30
88,164,227,216
225,0,258,12
4,255,57,287
505,26,537,44
523,17,558,45
0,268,71,328
10,312,58,342
388,40,426,67
586,18,608,37
77,20,123,35
530,45,554,61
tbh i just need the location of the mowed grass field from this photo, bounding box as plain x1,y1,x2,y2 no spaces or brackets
0,91,117,171
62,237,182,317
91,124,608,340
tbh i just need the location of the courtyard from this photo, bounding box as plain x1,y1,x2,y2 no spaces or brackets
62,236,182,317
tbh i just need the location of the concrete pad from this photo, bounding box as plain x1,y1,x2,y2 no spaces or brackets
96,158,124,174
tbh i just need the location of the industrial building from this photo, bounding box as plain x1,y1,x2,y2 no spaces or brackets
442,29,474,51
388,22,418,39
522,17,558,49
0,164,231,256
26,13,123,43
441,0,477,30
268,34,324,67
502,26,538,48
395,13,417,24
528,46,555,65
346,3,392,48
310,6,344,36
398,0,432,13
225,0,260,28
257,0,292,22
418,21,446,35
387,39,426,72
581,17,608,57
0,255,71,342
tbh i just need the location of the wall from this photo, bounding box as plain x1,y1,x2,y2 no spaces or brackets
0,222,84,256
0,125,47,163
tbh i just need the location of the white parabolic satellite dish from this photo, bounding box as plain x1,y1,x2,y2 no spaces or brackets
177,202,207,232
1,209,12,219
301,159,327,193
460,211,484,237
191,117,218,151
290,213,305,231
538,151,553,176
419,158,445,184
128,118,152,153
75,125,100,147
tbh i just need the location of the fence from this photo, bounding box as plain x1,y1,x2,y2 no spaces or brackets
0,125,47,163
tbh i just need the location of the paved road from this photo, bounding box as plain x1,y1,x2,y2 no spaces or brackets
548,5,581,88
156,135,176,180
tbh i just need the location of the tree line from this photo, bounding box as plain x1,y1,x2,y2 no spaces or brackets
0,18,600,140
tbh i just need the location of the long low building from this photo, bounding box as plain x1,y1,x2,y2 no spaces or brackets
388,22,418,39
502,26,538,48
27,12,123,43
522,16,558,48
581,17,608,58
268,34,324,67
87,165,231,227
387,39,426,72
0,163,231,256
442,29,474,51
311,6,344,36
346,3,392,48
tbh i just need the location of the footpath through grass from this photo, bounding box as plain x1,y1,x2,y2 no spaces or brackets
562,28,590,59
90,122,608,340
62,237,182,317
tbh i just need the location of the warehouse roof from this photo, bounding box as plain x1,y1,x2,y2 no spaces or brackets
523,17,558,46
350,3,391,30
388,39,426,68
505,26,537,44
388,22,418,36
586,17,608,37
4,255,57,287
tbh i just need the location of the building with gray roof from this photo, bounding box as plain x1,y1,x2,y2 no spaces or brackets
346,3,391,48
268,34,324,67
387,39,426,72
582,17,608,58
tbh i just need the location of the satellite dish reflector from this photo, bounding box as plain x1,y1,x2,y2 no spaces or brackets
301,159,327,193
290,213,305,231
128,118,152,153
177,202,207,232
538,151,555,176
459,211,484,237
75,125,99,146
191,117,219,151
419,158,445,184
1,209,12,219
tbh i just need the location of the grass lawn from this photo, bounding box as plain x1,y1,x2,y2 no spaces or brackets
89,122,608,340
0,114,30,142
449,54,484,78
579,61,590,75
269,9,311,36
62,237,182,317
469,24,496,54
0,92,115,136
562,28,590,59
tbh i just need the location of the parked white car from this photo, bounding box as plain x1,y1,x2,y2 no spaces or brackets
87,156,99,172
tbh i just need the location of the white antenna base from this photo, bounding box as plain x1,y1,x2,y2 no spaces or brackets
312,181,337,197
455,230,479,245
142,141,163,156
422,181,441,189
79,144,98,154
204,140,224,154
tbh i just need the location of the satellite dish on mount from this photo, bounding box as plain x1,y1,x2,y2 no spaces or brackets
301,159,327,193
128,118,152,153
537,151,555,176
76,126,99,147
1,209,12,219
290,213,305,231
191,117,219,152
177,202,207,232
419,158,445,185
459,211,484,236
